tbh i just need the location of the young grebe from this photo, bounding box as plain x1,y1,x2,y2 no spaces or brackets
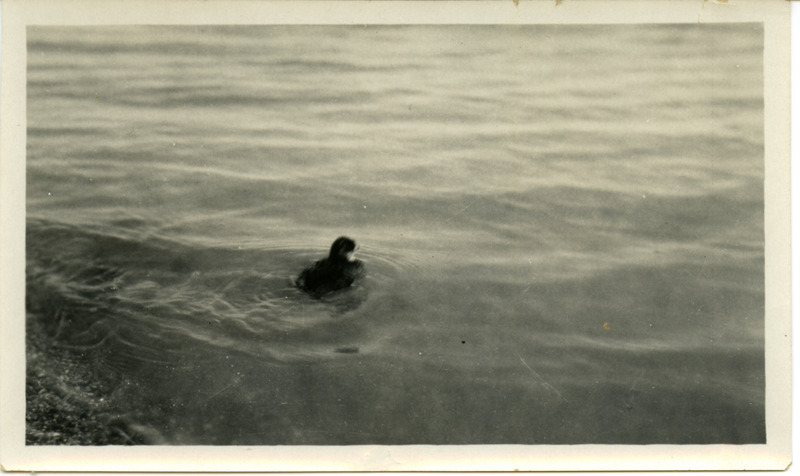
296,237,364,298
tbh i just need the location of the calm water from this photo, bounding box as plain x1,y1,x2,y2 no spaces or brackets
26,25,765,445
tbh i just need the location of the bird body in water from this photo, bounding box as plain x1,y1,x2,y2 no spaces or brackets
296,237,364,298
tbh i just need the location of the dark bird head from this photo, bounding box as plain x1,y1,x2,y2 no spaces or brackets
329,236,357,262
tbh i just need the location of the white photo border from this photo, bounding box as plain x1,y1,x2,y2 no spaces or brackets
0,0,791,471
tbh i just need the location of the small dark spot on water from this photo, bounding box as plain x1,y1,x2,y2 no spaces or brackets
110,218,147,229
461,340,466,344
335,346,359,354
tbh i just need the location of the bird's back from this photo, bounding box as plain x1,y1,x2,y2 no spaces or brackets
296,258,363,298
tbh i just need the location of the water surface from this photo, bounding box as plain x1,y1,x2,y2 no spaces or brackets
26,24,764,445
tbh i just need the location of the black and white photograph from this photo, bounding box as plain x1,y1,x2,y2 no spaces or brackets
0,0,792,471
